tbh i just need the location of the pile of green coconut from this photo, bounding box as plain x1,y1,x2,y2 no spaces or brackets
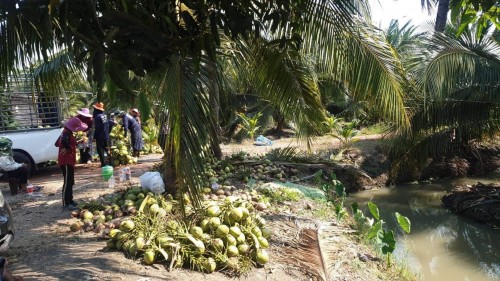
109,124,138,166
70,187,272,274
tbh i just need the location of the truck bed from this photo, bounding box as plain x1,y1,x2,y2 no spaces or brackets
0,127,62,164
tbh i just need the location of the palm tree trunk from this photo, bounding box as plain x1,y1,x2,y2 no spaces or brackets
207,61,223,159
275,112,286,135
435,0,449,32
163,152,177,194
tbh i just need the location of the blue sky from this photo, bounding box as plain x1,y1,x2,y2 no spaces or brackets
370,0,437,30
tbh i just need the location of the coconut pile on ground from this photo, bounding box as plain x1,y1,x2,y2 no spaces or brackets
109,124,138,166
69,186,272,275
205,152,301,185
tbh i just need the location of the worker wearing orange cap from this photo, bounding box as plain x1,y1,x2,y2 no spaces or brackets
92,102,110,167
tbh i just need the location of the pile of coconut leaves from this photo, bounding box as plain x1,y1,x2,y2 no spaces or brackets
70,187,272,275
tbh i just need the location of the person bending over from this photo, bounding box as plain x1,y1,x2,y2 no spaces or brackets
116,111,143,157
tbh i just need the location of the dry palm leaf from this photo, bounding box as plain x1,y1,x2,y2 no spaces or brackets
280,221,349,281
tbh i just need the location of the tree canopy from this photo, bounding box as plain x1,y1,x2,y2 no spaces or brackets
1,0,415,203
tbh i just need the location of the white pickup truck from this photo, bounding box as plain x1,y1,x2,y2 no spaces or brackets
0,92,63,174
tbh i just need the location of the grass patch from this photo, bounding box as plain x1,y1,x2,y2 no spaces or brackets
311,202,337,221
360,122,391,135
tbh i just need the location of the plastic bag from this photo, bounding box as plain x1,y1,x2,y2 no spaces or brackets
139,171,165,194
254,135,273,146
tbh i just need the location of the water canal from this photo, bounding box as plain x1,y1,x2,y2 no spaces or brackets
347,177,500,281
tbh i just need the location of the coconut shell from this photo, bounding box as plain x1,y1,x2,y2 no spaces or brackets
254,202,267,211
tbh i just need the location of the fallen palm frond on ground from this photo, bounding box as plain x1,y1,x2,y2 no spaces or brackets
279,220,356,281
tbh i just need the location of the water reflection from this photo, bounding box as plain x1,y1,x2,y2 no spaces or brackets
347,181,500,281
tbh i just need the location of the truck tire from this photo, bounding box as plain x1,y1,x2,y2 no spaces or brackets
13,151,34,175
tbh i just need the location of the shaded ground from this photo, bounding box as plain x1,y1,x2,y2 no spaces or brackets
0,136,409,281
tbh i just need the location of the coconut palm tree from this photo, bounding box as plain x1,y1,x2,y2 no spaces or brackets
0,0,410,205
391,26,500,180
420,0,449,32
421,0,500,37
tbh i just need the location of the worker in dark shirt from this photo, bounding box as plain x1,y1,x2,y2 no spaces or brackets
116,111,143,157
92,102,110,167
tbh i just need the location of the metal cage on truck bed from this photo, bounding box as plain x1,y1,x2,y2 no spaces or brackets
0,92,62,132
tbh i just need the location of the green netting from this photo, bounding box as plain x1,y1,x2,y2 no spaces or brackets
259,182,326,201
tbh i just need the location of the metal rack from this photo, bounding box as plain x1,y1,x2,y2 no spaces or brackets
0,92,62,131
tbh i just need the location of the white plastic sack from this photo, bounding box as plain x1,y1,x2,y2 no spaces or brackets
139,171,165,194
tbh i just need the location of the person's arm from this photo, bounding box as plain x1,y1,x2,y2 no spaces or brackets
0,156,22,171
60,131,72,150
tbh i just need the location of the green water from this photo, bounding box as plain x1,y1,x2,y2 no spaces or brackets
347,177,500,281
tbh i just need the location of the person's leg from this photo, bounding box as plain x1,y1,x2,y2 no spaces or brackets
17,166,28,192
84,147,91,163
96,140,105,167
66,165,75,205
130,132,137,154
7,166,28,192
79,148,85,163
7,178,18,195
61,165,75,207
131,131,141,157
1,257,25,281
61,165,67,206
102,143,110,165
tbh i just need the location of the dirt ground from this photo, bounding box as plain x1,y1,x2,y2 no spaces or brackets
0,135,405,281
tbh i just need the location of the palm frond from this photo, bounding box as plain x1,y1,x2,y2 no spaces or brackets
229,38,327,147
32,50,84,97
422,32,500,98
0,1,58,85
391,29,500,179
153,55,217,206
302,11,410,128
266,147,300,162
281,222,348,281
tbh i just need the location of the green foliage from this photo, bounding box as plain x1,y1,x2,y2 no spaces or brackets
367,202,380,221
256,186,304,203
381,230,396,255
237,112,262,140
360,122,391,135
351,201,411,266
390,28,500,179
319,173,348,223
137,92,151,124
325,119,360,150
395,212,411,234
2,0,413,209
265,147,299,162
323,116,343,134
450,0,500,39
0,95,18,130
